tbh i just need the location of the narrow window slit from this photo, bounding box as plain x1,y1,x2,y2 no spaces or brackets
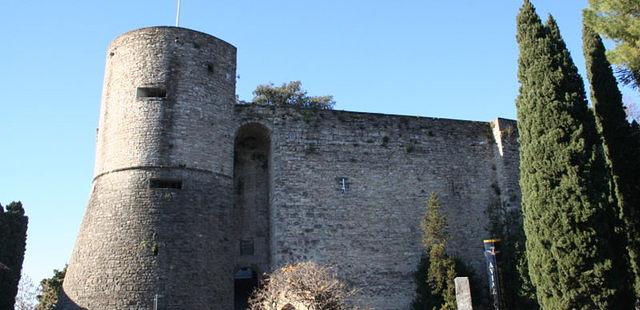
337,177,349,193
137,87,167,99
149,178,182,189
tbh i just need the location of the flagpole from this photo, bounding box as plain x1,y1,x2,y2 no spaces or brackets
175,0,181,27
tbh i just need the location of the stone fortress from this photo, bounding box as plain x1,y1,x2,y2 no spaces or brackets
60,27,521,309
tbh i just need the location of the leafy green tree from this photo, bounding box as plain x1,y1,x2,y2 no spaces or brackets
516,1,632,308
584,23,640,298
36,266,67,310
414,193,457,310
252,81,335,110
0,201,29,309
584,0,640,88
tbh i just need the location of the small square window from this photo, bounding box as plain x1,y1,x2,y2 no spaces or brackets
240,239,254,256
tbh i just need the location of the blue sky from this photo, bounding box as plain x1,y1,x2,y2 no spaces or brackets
2,0,638,283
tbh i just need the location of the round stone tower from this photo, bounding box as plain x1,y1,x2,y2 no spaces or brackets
61,27,237,309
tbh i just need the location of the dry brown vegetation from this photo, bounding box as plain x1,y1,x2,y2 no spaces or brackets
248,261,365,310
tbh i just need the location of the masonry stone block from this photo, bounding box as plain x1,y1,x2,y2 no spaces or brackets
455,277,474,310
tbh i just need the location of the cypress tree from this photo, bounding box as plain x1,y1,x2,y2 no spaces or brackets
415,193,457,310
414,193,485,309
516,1,631,308
411,254,441,310
584,0,640,89
0,202,29,309
584,23,640,298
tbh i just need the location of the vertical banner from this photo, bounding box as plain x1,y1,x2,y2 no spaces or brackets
484,239,504,310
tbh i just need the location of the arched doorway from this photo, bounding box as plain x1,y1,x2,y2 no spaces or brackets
234,267,258,310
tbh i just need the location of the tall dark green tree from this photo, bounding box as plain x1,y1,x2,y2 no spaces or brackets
0,202,29,309
413,193,485,309
584,23,640,298
632,121,640,146
422,193,457,310
516,1,632,308
411,254,441,310
412,193,457,310
584,0,640,89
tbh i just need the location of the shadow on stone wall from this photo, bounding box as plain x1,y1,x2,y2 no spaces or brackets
56,288,86,310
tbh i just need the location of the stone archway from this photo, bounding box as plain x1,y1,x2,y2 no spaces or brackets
233,123,271,308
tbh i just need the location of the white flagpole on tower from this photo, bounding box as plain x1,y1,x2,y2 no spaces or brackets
176,0,181,27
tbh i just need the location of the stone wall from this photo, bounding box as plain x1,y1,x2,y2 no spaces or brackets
92,27,236,176
62,27,238,309
64,26,522,310
60,169,233,309
236,105,520,309
491,118,521,215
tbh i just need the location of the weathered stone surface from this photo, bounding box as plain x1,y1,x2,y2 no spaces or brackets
235,106,519,309
61,27,237,309
63,26,521,310
455,277,474,310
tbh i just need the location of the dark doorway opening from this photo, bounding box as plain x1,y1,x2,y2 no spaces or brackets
234,267,258,310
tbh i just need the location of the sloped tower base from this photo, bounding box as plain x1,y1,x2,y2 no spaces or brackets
60,170,233,309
